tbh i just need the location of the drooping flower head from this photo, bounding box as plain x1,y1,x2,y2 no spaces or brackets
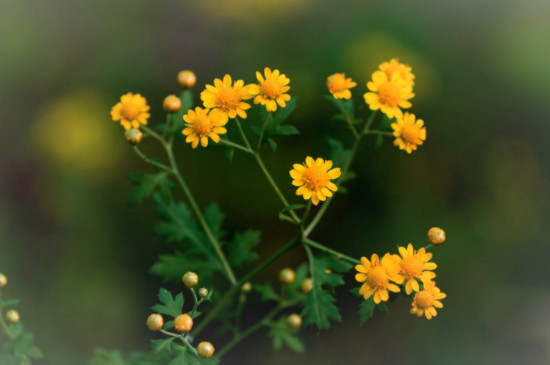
182,107,228,149
290,157,341,205
355,253,403,304
396,243,437,294
111,93,150,130
249,67,291,112
391,112,426,154
364,71,414,119
379,58,415,87
201,75,254,119
327,73,356,99
410,281,446,319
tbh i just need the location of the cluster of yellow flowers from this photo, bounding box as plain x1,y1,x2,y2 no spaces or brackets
355,228,447,319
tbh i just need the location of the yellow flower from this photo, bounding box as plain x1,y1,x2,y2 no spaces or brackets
200,74,254,119
290,157,341,205
327,73,356,99
363,71,414,119
410,281,446,319
391,112,426,154
111,93,150,130
379,58,415,86
182,107,228,149
355,254,403,304
396,243,437,295
249,67,291,112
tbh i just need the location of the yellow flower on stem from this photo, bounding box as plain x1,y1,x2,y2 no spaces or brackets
200,74,254,119
396,243,437,294
327,73,356,99
391,112,426,154
249,67,291,112
111,93,150,130
290,157,341,205
182,107,228,149
379,58,415,86
410,281,446,319
355,253,403,304
363,71,414,119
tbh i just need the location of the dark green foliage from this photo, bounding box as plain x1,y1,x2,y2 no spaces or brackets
127,173,174,206
267,317,305,354
226,230,260,268
256,97,299,151
151,288,184,318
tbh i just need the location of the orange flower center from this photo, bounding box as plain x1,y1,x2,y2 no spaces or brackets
121,102,141,119
377,81,400,107
367,266,388,288
261,79,283,99
192,115,213,136
415,290,434,308
400,256,422,278
303,164,329,191
216,87,241,110
328,74,347,92
400,123,421,144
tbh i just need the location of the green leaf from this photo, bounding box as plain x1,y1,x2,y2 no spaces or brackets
151,338,176,354
327,138,355,184
325,95,354,123
268,318,305,354
281,204,306,212
169,347,219,365
151,288,184,318
359,298,375,325
377,302,389,313
150,251,217,283
259,97,299,146
0,298,21,309
127,173,174,205
203,203,225,240
254,283,279,302
276,125,300,136
226,230,260,268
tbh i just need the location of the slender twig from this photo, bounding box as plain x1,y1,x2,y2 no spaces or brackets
335,99,358,138
219,139,253,154
133,146,173,173
256,113,271,152
366,130,394,137
304,238,361,264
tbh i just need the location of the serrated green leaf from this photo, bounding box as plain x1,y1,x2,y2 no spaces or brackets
377,302,389,313
203,203,225,240
151,338,176,354
359,298,375,325
276,125,299,136
254,283,279,302
127,173,174,206
226,230,260,268
282,204,306,212
268,318,305,354
150,251,218,283
151,288,184,318
259,97,299,145
266,138,277,151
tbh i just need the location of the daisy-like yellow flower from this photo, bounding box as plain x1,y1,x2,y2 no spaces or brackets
249,67,291,112
355,254,403,304
182,107,228,149
111,93,150,130
391,112,426,154
379,58,415,86
363,71,414,119
396,243,437,295
410,281,446,319
289,157,340,205
201,74,254,119
327,73,357,100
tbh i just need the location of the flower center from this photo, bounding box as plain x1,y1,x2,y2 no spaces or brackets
415,290,434,308
401,124,421,144
367,266,388,288
303,164,329,191
400,256,422,278
377,81,400,107
329,75,347,92
216,87,241,110
192,115,213,136
261,79,282,99
121,102,141,119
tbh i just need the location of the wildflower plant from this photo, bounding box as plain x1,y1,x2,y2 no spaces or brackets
100,59,448,363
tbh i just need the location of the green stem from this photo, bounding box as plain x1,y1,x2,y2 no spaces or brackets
256,113,271,152
335,99,358,138
304,238,360,264
190,288,203,319
219,139,252,154
366,130,393,137
141,125,164,142
133,146,173,173
0,313,32,365
304,111,378,237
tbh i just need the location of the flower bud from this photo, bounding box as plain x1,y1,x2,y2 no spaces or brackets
146,313,164,331
198,288,208,298
286,313,302,329
427,227,446,245
163,95,181,113
197,341,215,358
0,274,7,287
279,268,295,285
177,70,196,88
301,278,313,294
241,282,252,293
6,310,19,324
182,272,199,288
174,313,193,332
125,128,143,145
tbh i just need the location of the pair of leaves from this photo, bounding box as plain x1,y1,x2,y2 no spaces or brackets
254,97,299,151
301,255,352,329
267,317,305,354
127,172,174,206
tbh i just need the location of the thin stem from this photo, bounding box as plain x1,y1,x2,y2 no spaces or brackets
304,111,378,237
300,201,312,230
304,238,360,264
141,125,164,142
219,139,252,154
0,313,32,365
234,118,253,151
366,130,393,137
133,146,173,173
335,99,358,138
160,329,182,339
256,113,271,152
190,288,203,319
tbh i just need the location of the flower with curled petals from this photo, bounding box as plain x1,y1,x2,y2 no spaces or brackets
290,157,340,205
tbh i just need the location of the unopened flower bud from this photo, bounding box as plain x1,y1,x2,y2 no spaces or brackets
286,313,302,329
301,278,313,293
241,282,252,293
279,268,295,285
163,95,181,113
182,272,199,288
146,313,164,331
6,310,19,324
177,70,196,88
427,227,446,245
0,274,7,287
125,128,142,145
198,288,208,298
174,313,193,332
197,341,215,358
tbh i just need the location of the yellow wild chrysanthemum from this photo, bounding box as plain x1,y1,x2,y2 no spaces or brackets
410,281,446,319
364,71,414,119
327,73,356,99
391,112,426,154
249,67,291,112
201,74,254,119
379,58,415,86
355,254,403,304
396,243,437,295
111,93,150,130
290,157,341,205
182,107,228,149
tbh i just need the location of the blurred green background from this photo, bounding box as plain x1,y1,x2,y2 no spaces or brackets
1,0,549,364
